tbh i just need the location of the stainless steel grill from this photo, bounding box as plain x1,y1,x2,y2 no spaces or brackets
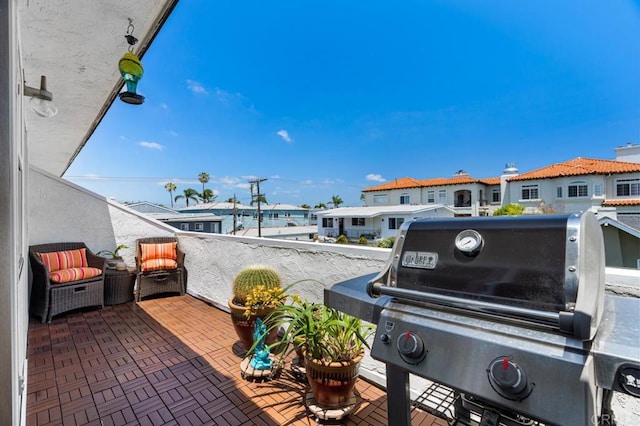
325,212,640,426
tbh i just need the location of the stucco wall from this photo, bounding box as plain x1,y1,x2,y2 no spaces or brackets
178,232,389,309
28,167,175,265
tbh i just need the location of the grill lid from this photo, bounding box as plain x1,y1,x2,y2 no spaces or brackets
368,212,605,341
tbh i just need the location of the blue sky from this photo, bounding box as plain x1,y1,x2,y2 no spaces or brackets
64,0,640,208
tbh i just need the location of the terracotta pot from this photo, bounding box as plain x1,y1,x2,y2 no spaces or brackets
304,349,364,408
228,297,278,351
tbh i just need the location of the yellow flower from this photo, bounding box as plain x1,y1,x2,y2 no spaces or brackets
243,285,290,317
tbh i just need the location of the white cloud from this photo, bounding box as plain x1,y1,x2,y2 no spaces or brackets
301,180,313,185
160,103,168,110
366,173,386,182
215,88,231,104
276,130,292,143
186,80,208,94
139,141,164,151
219,177,241,185
168,130,179,137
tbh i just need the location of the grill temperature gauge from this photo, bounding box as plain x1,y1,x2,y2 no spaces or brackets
455,229,483,255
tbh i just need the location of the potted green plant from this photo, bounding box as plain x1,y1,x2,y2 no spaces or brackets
97,244,128,268
258,297,373,408
228,265,286,351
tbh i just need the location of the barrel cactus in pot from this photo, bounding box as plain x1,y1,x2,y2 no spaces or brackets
228,265,286,351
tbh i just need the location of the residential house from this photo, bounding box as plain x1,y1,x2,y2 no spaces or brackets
315,204,456,240
179,202,310,233
362,146,640,230
127,202,223,233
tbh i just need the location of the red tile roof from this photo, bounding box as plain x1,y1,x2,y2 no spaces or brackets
602,199,640,206
363,175,501,192
479,177,501,185
362,158,639,192
507,158,640,182
363,177,423,192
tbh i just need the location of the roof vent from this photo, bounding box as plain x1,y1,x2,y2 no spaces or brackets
503,163,519,174
454,169,468,176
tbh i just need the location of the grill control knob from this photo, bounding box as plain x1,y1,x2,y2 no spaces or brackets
487,357,532,401
397,331,425,364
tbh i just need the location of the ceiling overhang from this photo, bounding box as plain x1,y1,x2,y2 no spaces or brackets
19,0,179,176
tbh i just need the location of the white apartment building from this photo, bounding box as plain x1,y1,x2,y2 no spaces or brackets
362,144,640,231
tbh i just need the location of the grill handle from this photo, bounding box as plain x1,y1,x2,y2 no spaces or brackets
368,282,562,327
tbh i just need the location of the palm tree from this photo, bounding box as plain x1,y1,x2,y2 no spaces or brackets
198,172,210,194
250,194,268,206
314,202,327,209
330,195,344,208
164,182,177,208
249,182,268,206
200,188,217,203
300,204,311,209
175,188,199,207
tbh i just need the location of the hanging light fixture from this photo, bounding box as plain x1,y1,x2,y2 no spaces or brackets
24,75,58,118
118,19,145,105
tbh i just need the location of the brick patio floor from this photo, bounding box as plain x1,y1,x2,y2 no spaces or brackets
26,295,448,425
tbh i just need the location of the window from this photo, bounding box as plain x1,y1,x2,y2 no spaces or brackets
454,190,471,207
521,184,539,200
438,190,446,204
388,217,405,230
427,190,435,203
373,194,388,204
273,213,279,218
557,187,562,198
322,217,334,227
400,193,411,205
616,178,640,196
195,223,204,231
594,183,603,197
180,223,189,231
568,181,588,198
492,189,501,203
351,218,365,226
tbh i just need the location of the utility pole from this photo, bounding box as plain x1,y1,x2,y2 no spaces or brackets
248,177,267,237
232,193,237,235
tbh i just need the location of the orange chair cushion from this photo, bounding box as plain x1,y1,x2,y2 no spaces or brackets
49,267,102,284
140,242,177,262
141,258,178,272
37,248,88,272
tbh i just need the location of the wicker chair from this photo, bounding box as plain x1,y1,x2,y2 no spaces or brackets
29,242,106,323
135,237,186,301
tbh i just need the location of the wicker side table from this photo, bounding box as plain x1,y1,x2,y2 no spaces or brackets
104,268,136,305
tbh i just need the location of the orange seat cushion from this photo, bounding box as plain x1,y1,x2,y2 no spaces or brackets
141,258,178,272
140,242,177,262
37,248,88,272
49,267,102,284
